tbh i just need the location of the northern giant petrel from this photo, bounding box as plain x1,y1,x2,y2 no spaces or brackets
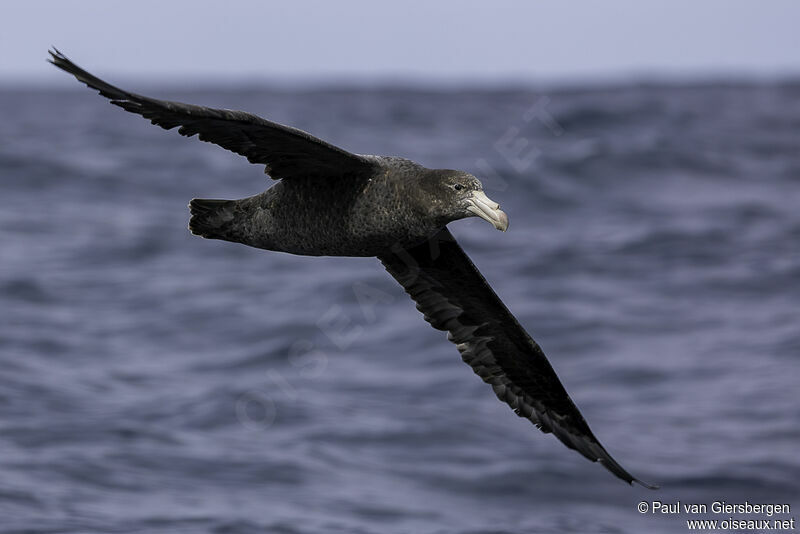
49,49,655,488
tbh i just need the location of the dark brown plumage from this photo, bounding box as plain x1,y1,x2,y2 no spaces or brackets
379,229,655,487
49,49,655,488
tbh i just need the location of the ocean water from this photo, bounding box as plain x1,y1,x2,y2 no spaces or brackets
1,81,798,533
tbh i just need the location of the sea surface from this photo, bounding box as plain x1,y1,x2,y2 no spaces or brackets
1,81,798,533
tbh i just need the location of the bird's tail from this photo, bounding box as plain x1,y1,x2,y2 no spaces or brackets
188,198,236,240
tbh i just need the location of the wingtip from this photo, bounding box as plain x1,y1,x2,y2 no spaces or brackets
632,478,660,490
596,455,658,490
48,47,64,61
47,47,71,70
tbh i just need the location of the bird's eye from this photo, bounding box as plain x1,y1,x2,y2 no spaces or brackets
453,184,464,191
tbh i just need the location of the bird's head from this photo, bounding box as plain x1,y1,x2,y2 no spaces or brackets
420,170,509,232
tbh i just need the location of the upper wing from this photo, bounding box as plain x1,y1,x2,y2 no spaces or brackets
378,228,656,488
48,49,376,181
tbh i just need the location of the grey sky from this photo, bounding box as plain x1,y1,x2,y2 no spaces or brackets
2,0,799,85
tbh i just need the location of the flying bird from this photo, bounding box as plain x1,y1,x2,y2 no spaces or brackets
49,49,655,488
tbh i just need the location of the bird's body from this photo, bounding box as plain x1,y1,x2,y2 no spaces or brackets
49,49,655,488
191,157,464,257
